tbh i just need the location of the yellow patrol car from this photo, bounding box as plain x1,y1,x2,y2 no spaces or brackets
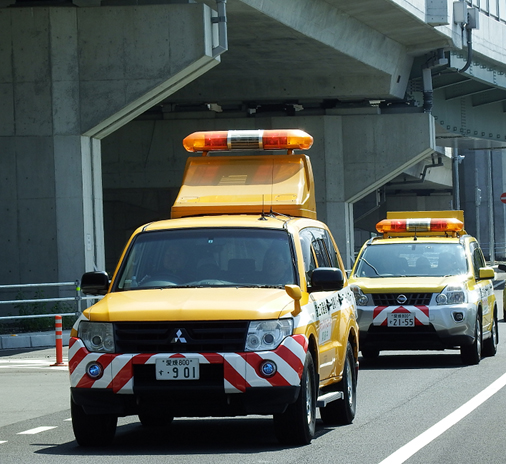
349,211,498,365
69,129,359,446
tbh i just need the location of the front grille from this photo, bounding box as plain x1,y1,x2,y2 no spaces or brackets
114,321,249,353
372,293,432,306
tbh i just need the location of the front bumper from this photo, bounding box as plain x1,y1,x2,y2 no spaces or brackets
357,303,477,351
69,334,308,417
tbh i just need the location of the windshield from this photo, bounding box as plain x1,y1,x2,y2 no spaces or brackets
114,228,296,290
353,242,468,278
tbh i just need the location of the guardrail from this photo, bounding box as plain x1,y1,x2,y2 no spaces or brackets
0,281,99,321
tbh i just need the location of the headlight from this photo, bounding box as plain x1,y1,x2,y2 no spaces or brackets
245,319,293,352
350,284,369,306
78,321,115,353
436,285,467,305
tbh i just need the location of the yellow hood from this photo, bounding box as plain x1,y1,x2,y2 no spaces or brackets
85,287,295,322
351,275,469,293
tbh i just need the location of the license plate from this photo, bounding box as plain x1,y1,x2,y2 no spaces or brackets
387,312,415,327
155,357,200,380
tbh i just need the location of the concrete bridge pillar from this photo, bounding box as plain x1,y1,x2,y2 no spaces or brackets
0,4,218,286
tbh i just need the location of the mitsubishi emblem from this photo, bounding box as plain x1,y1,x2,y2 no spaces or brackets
172,329,187,344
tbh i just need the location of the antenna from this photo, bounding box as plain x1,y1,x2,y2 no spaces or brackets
259,194,267,220
270,158,274,215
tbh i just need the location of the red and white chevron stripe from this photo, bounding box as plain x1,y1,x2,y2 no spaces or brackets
69,334,308,394
372,305,430,326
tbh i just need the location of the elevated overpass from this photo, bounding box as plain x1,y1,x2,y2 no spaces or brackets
1,0,506,290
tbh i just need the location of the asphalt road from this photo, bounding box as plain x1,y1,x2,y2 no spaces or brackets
1,291,506,464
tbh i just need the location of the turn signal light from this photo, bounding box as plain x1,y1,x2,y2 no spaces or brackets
183,129,313,154
376,218,464,234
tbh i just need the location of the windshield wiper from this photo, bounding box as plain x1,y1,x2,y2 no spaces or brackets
360,257,380,276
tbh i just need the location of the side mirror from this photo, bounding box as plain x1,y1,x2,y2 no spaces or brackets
479,267,495,280
285,284,302,317
310,267,344,292
81,271,110,295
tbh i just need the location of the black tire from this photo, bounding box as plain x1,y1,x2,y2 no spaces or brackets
483,310,499,357
71,398,117,446
461,312,482,365
361,347,379,359
138,413,173,427
320,342,357,426
273,351,317,445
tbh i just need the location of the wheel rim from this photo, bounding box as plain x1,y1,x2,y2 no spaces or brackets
493,318,498,348
476,317,482,357
345,359,354,408
305,369,314,426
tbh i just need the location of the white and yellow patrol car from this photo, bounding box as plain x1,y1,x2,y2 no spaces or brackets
349,210,498,365
69,129,359,446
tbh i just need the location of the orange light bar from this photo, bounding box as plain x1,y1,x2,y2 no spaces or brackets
376,218,464,234
183,129,313,153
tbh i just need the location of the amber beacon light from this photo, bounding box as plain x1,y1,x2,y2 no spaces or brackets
376,218,464,234
183,129,313,155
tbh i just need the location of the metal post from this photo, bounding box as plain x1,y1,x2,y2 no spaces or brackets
487,151,495,263
453,148,460,210
475,168,481,243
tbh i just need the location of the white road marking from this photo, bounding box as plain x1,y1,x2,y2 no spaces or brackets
0,359,67,370
379,372,506,464
18,426,57,435
0,441,7,444
0,360,49,364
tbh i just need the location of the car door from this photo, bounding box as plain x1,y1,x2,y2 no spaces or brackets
469,240,494,331
299,227,341,381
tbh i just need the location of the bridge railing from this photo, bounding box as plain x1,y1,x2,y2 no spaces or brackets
467,0,506,23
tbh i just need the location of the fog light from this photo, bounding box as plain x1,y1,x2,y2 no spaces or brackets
453,312,465,322
260,360,277,378
86,362,104,379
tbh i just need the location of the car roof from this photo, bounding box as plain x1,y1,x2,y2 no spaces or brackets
138,214,328,234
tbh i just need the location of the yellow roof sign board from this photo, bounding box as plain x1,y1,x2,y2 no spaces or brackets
171,154,316,219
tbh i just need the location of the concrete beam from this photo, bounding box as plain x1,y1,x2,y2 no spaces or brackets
174,0,414,103
78,5,220,138
341,112,436,202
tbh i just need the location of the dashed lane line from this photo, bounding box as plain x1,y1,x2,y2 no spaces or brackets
1,419,70,444
18,426,58,435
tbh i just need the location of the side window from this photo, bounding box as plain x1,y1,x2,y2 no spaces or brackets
312,237,332,267
299,229,318,285
300,228,338,285
470,242,486,280
322,230,339,268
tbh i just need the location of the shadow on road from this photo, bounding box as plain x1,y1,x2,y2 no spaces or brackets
359,351,465,371
34,416,336,456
